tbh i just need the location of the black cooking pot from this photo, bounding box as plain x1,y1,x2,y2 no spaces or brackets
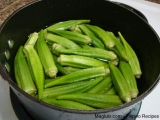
0,0,160,120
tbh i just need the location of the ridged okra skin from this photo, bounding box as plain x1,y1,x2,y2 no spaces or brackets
87,76,112,93
109,63,131,103
78,25,105,49
56,93,123,109
46,19,90,31
23,45,44,99
44,66,110,88
36,30,58,78
119,61,139,98
45,33,81,49
57,54,109,68
43,77,104,98
85,24,115,49
50,30,92,45
14,46,37,95
42,99,95,110
60,47,117,61
118,32,142,78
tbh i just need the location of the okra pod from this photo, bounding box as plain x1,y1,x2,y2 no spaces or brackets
85,24,115,49
109,63,131,103
50,30,92,45
118,32,142,78
43,77,104,98
37,30,58,78
119,61,139,98
87,76,112,93
108,31,128,61
14,46,37,95
106,87,117,95
45,33,81,49
60,47,117,61
63,67,82,74
42,99,95,110
79,25,105,49
44,66,110,88
23,45,44,99
57,54,109,68
46,19,90,31
24,32,38,46
56,93,123,109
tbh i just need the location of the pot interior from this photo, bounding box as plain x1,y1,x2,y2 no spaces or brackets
0,0,160,111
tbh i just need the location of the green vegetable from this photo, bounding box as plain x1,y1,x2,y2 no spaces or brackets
108,31,128,61
118,32,142,78
43,77,104,98
56,93,123,109
14,46,37,95
60,47,117,61
42,99,95,110
106,87,117,95
46,19,90,31
44,66,110,88
87,76,112,93
85,24,115,49
36,30,58,78
119,61,139,98
23,45,44,99
57,54,109,68
50,30,92,45
45,33,81,49
109,63,131,103
63,67,82,74
24,32,38,46
52,43,66,56
79,25,105,49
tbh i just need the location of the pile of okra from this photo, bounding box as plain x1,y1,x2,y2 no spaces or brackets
14,19,142,110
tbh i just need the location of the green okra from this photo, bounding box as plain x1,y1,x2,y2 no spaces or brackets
106,87,117,95
60,47,117,61
24,32,38,46
36,30,58,78
119,61,139,98
87,76,112,94
50,30,92,45
43,77,104,98
45,33,81,49
46,19,90,31
56,93,123,109
85,24,115,49
57,54,109,68
79,25,105,49
14,46,37,95
63,67,82,74
52,54,68,75
109,63,131,103
44,66,110,88
107,31,128,61
23,45,44,99
42,99,95,110
118,32,142,78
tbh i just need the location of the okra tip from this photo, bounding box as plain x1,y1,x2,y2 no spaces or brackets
131,91,139,98
47,69,58,78
123,95,131,103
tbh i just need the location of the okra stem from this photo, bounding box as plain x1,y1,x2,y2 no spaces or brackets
37,30,58,78
118,32,142,78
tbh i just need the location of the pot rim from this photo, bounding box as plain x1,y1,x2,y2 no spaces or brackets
0,0,160,114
